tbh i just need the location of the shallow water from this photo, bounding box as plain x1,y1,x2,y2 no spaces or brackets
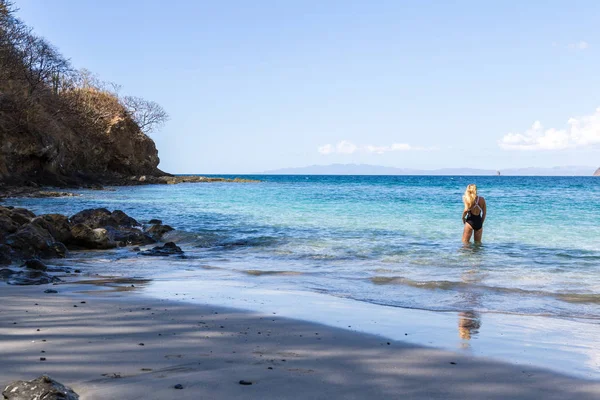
7,175,600,377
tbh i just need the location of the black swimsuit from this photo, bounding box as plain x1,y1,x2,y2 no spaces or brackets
466,196,484,231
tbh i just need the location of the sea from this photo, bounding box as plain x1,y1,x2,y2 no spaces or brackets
7,175,600,378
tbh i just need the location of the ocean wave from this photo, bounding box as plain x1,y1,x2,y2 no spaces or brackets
216,236,283,249
242,270,303,276
370,276,600,305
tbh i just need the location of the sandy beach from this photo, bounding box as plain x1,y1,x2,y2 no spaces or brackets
1,281,599,400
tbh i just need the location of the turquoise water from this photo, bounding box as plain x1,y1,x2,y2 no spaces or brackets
8,175,600,322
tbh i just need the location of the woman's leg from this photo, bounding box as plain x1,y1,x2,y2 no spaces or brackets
473,228,483,243
462,223,473,243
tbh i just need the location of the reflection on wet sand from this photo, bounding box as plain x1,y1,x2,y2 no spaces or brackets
458,242,484,346
459,311,481,340
71,276,152,294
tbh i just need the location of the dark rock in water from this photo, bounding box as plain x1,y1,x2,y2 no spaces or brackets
0,268,16,279
32,214,72,243
139,242,183,256
148,219,162,225
5,269,62,285
70,208,140,229
69,224,116,249
2,375,79,400
21,259,48,271
173,384,184,389
69,208,112,228
20,260,70,274
47,242,68,258
33,191,79,198
0,208,20,241
145,223,174,240
111,210,140,228
44,289,58,293
105,226,155,246
0,244,12,265
239,380,253,385
7,208,36,225
4,223,65,259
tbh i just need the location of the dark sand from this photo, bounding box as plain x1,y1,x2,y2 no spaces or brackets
1,282,599,399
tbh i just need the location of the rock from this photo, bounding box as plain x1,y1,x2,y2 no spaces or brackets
33,191,79,198
69,224,116,249
8,208,36,225
44,289,58,293
32,214,72,243
4,223,65,259
0,268,15,279
0,209,20,241
145,224,174,240
139,242,183,256
0,244,12,265
4,269,62,285
111,210,140,228
105,226,155,246
173,384,184,389
21,258,47,271
70,208,140,229
2,375,79,400
239,380,253,385
148,219,162,225
69,208,112,229
594,168,600,176
47,242,68,258
19,259,70,274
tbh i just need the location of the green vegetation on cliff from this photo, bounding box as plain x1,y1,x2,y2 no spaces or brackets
0,1,169,186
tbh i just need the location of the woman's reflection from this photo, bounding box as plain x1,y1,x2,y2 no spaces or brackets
458,244,484,347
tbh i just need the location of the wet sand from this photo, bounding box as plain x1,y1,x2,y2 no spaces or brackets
1,282,599,400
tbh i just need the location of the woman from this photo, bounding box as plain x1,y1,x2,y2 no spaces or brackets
462,184,486,243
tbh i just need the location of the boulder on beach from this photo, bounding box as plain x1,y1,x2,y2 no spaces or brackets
0,212,20,241
2,375,79,400
105,226,156,246
0,205,180,263
32,214,73,243
145,223,174,240
70,208,140,229
0,244,12,265
0,268,62,285
21,258,48,271
139,242,184,256
4,223,67,259
7,208,36,225
69,224,117,249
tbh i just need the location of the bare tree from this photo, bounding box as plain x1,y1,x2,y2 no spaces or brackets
122,95,169,134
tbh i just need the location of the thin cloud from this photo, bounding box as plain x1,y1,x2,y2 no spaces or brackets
318,140,358,155
498,107,600,150
318,141,430,155
365,143,413,154
568,40,589,50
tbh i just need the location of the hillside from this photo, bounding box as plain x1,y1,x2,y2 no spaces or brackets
0,1,167,188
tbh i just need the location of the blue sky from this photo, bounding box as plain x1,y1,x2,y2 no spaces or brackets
16,0,600,173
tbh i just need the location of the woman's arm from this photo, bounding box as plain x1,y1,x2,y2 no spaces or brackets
481,197,487,224
462,210,468,224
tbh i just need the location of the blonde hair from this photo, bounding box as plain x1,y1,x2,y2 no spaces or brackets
463,184,477,211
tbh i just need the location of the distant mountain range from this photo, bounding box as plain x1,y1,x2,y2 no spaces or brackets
262,164,597,176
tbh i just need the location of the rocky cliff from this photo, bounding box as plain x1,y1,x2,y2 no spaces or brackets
0,1,166,188
594,168,600,176
0,89,163,187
